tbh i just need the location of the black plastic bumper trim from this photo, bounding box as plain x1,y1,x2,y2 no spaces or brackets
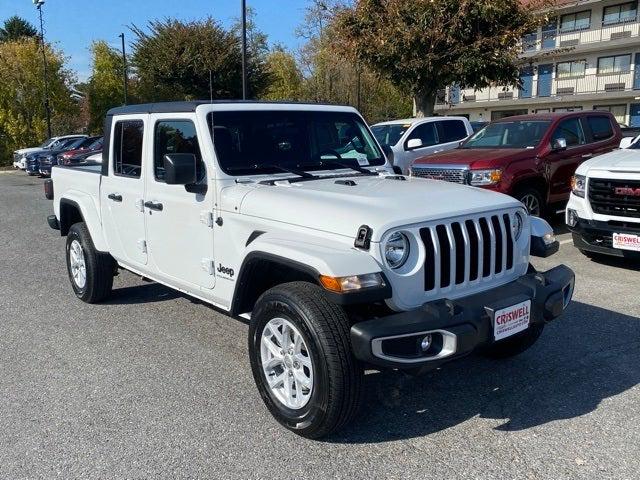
350,265,575,370
569,219,640,258
47,215,60,231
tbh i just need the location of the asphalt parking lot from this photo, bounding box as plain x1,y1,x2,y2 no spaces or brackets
1,170,639,479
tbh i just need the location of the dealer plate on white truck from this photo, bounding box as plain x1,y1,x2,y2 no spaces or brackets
493,300,531,341
613,232,640,252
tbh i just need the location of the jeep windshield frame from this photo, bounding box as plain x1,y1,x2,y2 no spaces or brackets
208,110,385,176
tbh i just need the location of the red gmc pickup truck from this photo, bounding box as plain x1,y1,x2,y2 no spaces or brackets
411,112,622,216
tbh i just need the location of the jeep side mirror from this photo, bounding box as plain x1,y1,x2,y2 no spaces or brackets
164,153,197,185
551,138,567,151
406,138,423,150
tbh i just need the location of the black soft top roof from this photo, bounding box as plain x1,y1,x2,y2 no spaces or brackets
106,100,349,116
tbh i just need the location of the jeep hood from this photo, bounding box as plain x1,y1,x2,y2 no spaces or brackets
238,174,522,241
577,149,640,174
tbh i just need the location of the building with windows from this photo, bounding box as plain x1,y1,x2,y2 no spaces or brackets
435,0,640,126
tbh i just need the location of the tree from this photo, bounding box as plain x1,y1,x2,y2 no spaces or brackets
130,17,268,102
262,46,303,101
0,39,80,165
335,0,549,116
296,0,412,123
86,41,126,132
0,16,37,42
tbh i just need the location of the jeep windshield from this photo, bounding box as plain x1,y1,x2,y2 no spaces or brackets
208,110,385,176
462,120,551,149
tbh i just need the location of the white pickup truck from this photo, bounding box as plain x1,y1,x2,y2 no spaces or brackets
46,101,574,438
567,142,640,258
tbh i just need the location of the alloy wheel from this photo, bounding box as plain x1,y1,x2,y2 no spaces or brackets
260,317,314,410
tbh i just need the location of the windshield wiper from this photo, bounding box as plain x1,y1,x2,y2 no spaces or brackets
300,160,378,176
227,164,317,179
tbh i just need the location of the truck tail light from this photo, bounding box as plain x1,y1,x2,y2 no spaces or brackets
44,179,54,200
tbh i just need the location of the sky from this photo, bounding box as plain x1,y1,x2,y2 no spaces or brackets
1,0,310,80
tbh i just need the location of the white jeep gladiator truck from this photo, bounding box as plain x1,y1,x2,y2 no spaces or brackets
46,101,574,438
567,141,640,258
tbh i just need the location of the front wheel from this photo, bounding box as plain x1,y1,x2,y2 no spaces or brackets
248,282,363,439
515,188,544,217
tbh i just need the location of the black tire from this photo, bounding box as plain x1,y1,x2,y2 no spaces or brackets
514,187,544,217
481,324,544,359
66,222,114,303
248,281,363,439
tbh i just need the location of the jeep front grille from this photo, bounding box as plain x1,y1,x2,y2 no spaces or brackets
419,213,515,292
411,166,467,184
589,178,640,219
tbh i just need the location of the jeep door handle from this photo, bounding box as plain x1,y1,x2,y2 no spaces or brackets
107,193,122,202
144,201,163,211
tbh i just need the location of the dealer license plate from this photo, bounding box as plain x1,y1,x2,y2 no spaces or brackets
613,232,640,252
493,300,531,341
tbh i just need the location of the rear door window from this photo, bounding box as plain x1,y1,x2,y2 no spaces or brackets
586,115,614,141
437,120,469,143
552,118,586,147
113,120,144,178
405,122,438,149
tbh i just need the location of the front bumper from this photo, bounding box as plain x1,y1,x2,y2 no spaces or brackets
350,265,574,370
568,218,640,258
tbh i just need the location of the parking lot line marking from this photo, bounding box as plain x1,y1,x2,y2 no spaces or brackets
559,238,573,245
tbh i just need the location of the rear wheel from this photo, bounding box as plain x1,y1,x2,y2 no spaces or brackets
515,188,544,217
248,282,363,439
66,222,114,303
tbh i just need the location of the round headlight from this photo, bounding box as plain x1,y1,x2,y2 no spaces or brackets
384,232,410,269
513,211,525,241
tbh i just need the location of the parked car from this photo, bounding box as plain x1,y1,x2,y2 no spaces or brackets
28,137,91,176
39,137,103,177
12,134,86,169
371,116,473,174
46,101,574,439
411,112,622,216
57,136,103,166
566,141,640,259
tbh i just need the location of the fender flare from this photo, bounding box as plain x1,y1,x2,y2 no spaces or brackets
230,233,390,315
58,194,108,251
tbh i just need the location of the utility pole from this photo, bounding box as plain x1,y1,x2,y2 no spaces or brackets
118,33,128,105
241,0,248,100
34,0,52,138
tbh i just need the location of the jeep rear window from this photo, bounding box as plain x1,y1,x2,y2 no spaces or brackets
208,111,385,175
462,120,551,149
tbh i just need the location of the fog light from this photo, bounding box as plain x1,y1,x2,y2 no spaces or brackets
420,334,433,351
543,232,556,245
567,208,578,228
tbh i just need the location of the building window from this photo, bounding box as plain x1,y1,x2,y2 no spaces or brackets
560,10,591,32
594,104,627,124
522,32,538,52
598,54,631,74
603,2,637,25
556,60,587,78
535,108,551,113
553,106,583,113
